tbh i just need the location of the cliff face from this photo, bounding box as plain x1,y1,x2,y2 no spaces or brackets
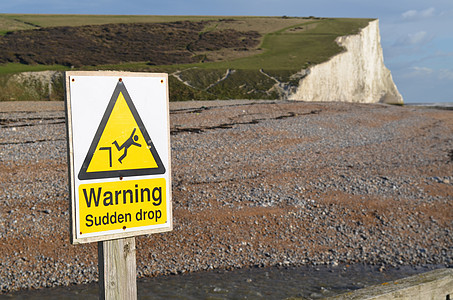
289,20,403,104
0,71,64,101
0,19,402,103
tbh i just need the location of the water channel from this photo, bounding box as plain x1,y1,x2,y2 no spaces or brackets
0,264,442,299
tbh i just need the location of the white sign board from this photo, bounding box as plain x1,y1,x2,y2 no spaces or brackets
65,71,172,244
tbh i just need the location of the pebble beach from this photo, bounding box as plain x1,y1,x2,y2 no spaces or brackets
0,100,452,293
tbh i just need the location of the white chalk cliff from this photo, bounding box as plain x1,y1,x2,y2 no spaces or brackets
288,20,403,104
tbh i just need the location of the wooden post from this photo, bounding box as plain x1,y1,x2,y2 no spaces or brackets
98,237,137,300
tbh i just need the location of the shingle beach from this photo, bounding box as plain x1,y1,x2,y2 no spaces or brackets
0,100,452,293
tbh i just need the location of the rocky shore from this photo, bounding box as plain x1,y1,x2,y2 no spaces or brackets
0,100,452,293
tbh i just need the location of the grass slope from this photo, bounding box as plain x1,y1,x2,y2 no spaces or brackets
0,15,372,101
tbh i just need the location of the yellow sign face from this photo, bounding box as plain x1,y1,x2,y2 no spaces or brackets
78,178,167,234
78,81,165,180
87,92,158,172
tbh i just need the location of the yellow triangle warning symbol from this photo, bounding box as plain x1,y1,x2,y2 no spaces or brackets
78,81,165,180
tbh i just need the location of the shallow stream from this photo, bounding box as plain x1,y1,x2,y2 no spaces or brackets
0,264,442,299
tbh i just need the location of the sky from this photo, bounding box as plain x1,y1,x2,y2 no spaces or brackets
1,0,453,103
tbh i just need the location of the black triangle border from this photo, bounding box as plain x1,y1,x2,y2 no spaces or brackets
78,81,166,180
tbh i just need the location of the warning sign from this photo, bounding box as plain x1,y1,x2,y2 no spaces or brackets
79,178,167,234
78,81,165,180
65,71,172,244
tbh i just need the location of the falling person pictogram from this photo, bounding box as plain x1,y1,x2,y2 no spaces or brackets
112,128,142,164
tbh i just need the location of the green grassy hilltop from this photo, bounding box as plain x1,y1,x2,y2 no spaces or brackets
0,14,372,101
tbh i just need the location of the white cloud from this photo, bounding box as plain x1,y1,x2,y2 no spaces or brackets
414,66,434,73
410,66,433,76
394,31,433,47
402,10,417,19
401,66,453,82
400,66,433,79
402,7,436,20
420,7,436,18
408,31,428,44
438,69,453,80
